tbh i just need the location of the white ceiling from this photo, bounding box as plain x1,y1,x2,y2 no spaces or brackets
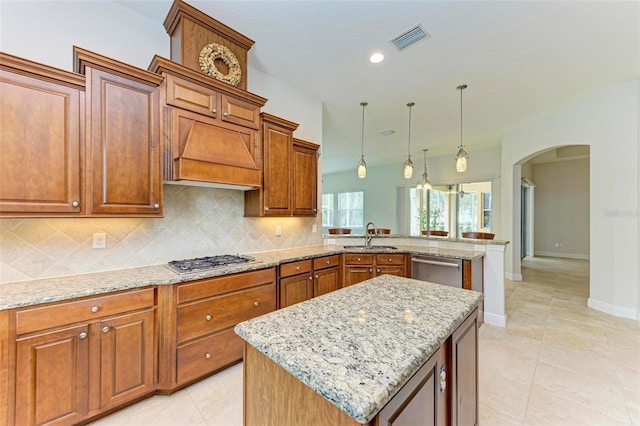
117,0,639,174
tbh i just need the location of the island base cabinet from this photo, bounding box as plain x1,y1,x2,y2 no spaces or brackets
376,348,441,426
451,308,479,426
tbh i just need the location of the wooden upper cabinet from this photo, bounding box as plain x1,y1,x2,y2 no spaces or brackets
0,53,84,216
76,47,163,216
292,138,318,216
244,114,319,217
165,73,217,118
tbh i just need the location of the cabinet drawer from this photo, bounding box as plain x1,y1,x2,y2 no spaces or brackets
376,254,406,266
165,74,217,118
280,259,312,278
344,254,374,265
177,268,276,304
15,288,155,335
221,93,260,129
176,328,243,385
177,283,276,343
313,255,340,270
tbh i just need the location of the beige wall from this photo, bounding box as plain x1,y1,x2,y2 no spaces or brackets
532,159,590,259
0,186,322,284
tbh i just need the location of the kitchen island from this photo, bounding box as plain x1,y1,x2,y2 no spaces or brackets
235,275,483,425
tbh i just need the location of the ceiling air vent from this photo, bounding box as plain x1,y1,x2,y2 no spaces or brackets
390,24,430,51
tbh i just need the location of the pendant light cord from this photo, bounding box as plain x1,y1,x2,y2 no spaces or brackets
360,102,367,156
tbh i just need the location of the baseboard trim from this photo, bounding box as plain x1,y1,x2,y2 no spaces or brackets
534,251,590,260
505,272,522,281
587,298,638,320
484,312,506,327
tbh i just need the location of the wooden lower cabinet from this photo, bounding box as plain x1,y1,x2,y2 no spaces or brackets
343,254,408,287
279,256,341,308
11,288,156,426
157,268,277,393
451,307,479,426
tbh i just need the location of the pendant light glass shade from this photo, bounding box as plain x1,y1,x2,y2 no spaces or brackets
357,102,368,178
403,102,415,179
455,84,469,172
416,148,432,190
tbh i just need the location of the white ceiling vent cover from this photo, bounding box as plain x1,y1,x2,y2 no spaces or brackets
390,25,430,50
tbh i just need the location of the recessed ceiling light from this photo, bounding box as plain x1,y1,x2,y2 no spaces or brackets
369,52,384,64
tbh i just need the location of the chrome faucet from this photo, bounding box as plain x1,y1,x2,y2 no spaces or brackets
365,222,377,246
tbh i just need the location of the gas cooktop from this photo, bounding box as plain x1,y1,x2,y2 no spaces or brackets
167,254,256,274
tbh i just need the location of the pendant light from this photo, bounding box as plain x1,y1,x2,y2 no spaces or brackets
403,102,415,179
416,148,432,190
455,84,469,172
357,101,368,178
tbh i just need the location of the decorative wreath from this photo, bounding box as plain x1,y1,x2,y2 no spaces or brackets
199,43,242,87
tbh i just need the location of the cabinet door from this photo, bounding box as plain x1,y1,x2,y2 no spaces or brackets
165,73,217,118
262,121,292,216
280,274,313,308
15,324,90,426
0,70,82,215
99,308,155,411
377,348,440,426
85,67,161,215
291,141,318,216
343,266,373,287
451,309,478,426
377,266,406,278
314,267,339,297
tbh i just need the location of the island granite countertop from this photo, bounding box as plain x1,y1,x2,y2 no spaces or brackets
234,274,483,424
0,244,484,311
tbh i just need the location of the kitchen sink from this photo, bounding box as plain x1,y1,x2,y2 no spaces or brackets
343,245,398,252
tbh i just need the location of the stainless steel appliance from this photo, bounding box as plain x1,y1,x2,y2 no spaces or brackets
167,254,255,274
411,255,463,287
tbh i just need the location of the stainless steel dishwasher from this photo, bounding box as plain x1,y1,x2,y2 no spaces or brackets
411,255,463,287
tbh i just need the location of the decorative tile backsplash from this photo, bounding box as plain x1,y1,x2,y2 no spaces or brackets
0,185,322,284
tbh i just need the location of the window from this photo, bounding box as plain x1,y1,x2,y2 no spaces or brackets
322,191,364,233
410,188,450,236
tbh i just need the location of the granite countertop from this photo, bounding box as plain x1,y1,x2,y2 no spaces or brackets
0,244,484,310
326,233,509,245
234,274,483,423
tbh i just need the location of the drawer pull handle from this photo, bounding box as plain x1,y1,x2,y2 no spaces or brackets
206,314,212,321
102,326,109,333
205,353,211,359
79,332,87,339
253,301,260,307
91,306,100,313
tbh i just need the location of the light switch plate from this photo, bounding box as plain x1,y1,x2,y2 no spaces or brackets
93,232,107,249
275,225,282,236
312,224,318,233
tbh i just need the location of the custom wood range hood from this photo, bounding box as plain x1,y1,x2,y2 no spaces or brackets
152,0,268,190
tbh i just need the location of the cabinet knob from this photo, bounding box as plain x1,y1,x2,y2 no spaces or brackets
377,268,381,273
205,353,211,359
153,203,160,209
102,326,109,333
388,258,393,262
296,266,300,270
91,306,100,313
326,260,330,264
72,201,79,207
212,108,217,113
357,257,361,262
223,112,229,116
264,207,269,212
308,276,313,281
205,314,212,321
315,274,319,279
79,332,87,339
253,301,260,307
369,268,373,273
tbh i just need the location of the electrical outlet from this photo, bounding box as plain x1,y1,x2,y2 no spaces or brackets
429,241,438,247
275,225,282,236
312,224,318,233
93,232,107,249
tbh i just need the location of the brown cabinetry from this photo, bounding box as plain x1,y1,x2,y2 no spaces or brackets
451,308,479,426
0,49,164,217
343,253,408,287
0,52,84,216
245,114,319,217
10,288,156,426
279,255,340,308
157,268,276,392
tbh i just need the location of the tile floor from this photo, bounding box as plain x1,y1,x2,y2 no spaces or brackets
90,257,639,426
